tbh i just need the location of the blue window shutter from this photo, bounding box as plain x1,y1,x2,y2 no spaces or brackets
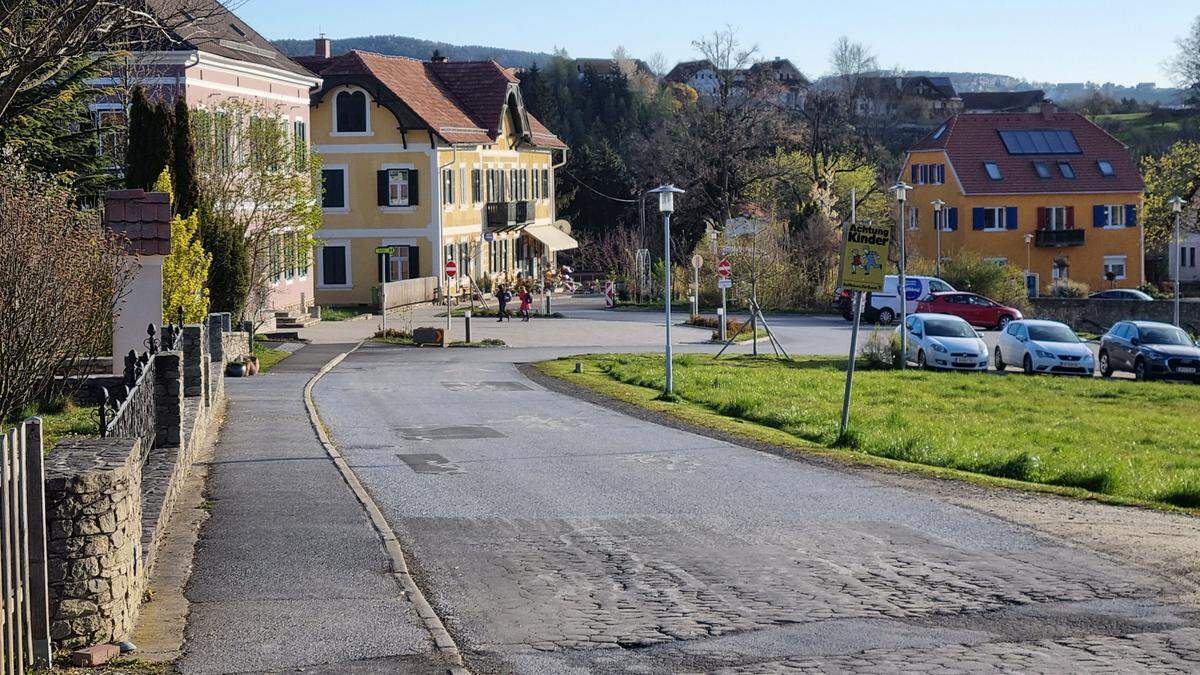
972,207,985,230
1093,205,1106,228
1006,206,1018,229
938,164,946,184
948,207,958,230
911,165,918,182
1125,204,1137,227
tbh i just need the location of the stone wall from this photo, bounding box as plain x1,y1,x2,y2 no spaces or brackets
181,324,208,398
222,331,251,362
45,439,144,648
1030,298,1200,334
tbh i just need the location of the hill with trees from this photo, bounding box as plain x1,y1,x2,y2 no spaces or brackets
273,34,555,68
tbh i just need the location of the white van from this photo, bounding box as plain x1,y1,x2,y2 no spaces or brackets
840,275,956,324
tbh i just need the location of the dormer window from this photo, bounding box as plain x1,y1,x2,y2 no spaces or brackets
335,90,368,134
1033,161,1051,179
932,123,947,140
1058,161,1075,179
1097,160,1115,177
984,162,1002,181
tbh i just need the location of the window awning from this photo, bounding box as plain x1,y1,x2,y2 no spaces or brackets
524,224,578,252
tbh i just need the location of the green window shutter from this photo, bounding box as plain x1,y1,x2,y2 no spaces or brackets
408,170,419,206
377,170,388,206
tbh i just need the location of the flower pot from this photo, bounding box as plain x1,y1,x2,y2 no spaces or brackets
227,361,247,377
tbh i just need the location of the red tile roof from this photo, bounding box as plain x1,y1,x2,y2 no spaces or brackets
105,190,171,256
910,110,1143,195
317,51,565,148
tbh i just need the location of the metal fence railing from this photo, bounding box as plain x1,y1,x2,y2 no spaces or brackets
0,418,52,672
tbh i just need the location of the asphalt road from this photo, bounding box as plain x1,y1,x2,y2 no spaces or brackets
313,339,1200,672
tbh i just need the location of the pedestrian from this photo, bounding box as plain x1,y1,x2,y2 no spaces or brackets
519,286,532,322
496,284,511,322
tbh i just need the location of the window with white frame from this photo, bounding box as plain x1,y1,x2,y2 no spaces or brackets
1183,246,1197,269
387,169,410,207
1046,206,1068,230
91,105,126,164
1103,255,1128,280
319,242,351,287
442,169,455,205
908,207,919,230
459,167,467,205
982,207,1006,231
1104,205,1126,227
334,90,368,134
321,167,347,210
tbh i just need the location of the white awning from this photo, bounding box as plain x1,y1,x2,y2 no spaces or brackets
525,224,578,252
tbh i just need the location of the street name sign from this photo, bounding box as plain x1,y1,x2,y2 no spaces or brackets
717,278,732,289
837,220,890,293
375,246,397,255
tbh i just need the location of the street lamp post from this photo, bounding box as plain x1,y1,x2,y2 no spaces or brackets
649,185,685,395
931,199,946,278
891,182,913,368
1169,196,1186,327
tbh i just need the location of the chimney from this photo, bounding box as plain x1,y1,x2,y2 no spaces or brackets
314,35,331,59
431,49,448,63
1040,100,1057,119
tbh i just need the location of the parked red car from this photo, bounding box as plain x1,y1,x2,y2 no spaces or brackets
916,292,1023,330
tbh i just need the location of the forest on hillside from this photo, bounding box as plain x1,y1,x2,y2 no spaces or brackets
273,34,554,68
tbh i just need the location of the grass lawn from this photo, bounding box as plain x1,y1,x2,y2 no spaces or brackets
320,305,371,322
715,328,769,343
253,343,291,372
14,400,100,448
539,354,1200,510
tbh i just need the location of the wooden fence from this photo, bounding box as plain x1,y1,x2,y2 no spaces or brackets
0,419,51,672
382,276,440,310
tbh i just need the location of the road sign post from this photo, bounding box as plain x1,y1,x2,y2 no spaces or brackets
444,260,457,347
691,254,703,318
836,219,891,437
716,258,731,342
375,246,397,334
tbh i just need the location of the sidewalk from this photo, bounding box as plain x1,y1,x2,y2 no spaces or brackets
175,343,444,674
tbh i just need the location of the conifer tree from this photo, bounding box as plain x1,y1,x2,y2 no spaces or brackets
172,96,201,217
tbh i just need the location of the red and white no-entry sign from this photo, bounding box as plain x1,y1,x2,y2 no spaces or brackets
717,259,732,279
445,260,457,278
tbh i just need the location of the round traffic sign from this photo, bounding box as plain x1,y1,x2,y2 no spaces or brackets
691,254,704,270
445,260,458,278
717,258,731,278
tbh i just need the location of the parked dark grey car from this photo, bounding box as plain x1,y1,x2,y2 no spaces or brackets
1098,321,1200,382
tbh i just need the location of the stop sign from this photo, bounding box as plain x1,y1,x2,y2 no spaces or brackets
445,260,457,278
717,258,731,279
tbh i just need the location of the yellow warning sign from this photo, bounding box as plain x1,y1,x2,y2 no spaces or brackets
837,221,890,292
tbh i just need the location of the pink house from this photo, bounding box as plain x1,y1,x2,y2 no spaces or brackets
91,0,323,320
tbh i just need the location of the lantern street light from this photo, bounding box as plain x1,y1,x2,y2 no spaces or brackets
1169,195,1186,327
648,184,686,395
891,181,913,368
931,199,946,278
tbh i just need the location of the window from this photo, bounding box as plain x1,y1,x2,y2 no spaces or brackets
1033,161,1051,179
1057,161,1075,179
387,169,410,207
982,207,1006,231
1046,206,1068,230
335,90,368,133
542,169,549,199
1097,160,1115,177
908,207,919,230
929,279,954,293
984,162,1002,180
983,257,1008,267
293,120,307,167
1103,205,1125,227
1103,255,1127,280
1183,246,1197,268
321,168,347,210
442,169,455,205
998,129,1081,155
92,105,126,163
932,123,947,140
472,169,482,203
319,243,350,287
385,248,409,282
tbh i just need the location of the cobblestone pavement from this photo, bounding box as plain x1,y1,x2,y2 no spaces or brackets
314,345,1200,673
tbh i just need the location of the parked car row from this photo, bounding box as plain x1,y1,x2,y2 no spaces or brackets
839,275,1023,330
895,313,1200,382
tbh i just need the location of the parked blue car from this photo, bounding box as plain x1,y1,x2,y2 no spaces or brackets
1098,321,1200,382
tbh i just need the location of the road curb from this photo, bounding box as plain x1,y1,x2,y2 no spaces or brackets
303,343,469,674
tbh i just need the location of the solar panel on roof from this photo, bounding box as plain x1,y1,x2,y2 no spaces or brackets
998,130,1081,155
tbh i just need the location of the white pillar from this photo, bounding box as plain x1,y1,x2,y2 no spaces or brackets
113,255,164,374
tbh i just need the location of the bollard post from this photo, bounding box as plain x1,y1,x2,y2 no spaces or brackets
465,310,472,343
717,307,726,342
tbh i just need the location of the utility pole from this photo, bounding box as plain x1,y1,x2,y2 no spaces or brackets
891,182,913,368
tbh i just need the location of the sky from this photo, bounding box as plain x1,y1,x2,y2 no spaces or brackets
236,0,1198,86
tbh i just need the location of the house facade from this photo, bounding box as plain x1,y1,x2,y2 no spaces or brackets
902,104,1145,294
853,76,962,120
90,0,322,317
664,58,807,106
296,48,573,307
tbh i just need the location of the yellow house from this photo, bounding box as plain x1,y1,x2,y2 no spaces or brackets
902,104,1145,295
295,45,573,306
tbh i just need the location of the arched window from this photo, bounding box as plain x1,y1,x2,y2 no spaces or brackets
335,90,367,133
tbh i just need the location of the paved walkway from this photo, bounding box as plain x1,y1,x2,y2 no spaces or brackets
312,344,1200,673
176,344,445,674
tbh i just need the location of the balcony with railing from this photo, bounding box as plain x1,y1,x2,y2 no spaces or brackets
485,201,535,230
1035,228,1085,248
